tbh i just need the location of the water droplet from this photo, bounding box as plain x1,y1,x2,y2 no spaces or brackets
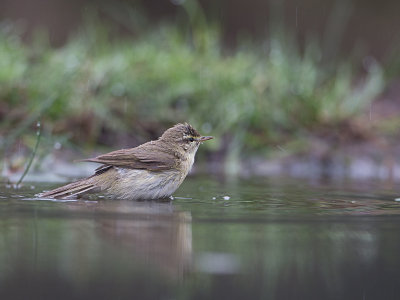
276,145,286,153
54,142,62,150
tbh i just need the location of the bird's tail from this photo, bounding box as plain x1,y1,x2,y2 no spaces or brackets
37,178,97,199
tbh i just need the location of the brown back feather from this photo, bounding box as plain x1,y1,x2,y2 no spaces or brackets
82,140,179,171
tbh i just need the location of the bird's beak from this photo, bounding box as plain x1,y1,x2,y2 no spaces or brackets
199,136,214,142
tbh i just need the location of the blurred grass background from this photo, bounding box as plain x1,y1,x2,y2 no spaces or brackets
1,0,399,178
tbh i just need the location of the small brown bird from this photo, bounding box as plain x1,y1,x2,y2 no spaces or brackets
39,123,213,200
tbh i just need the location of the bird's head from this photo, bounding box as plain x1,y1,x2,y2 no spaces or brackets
160,123,213,154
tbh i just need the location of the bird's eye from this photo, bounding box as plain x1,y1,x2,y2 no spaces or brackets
188,137,195,142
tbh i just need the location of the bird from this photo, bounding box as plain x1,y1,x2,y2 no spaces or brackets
38,123,213,200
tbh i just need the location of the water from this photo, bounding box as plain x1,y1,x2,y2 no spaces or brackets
1,176,400,299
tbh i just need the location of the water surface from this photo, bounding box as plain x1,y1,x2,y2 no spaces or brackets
1,176,400,299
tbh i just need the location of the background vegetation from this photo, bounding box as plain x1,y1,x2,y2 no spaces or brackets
0,2,397,178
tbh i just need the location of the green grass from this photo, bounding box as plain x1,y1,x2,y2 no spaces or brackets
0,14,385,169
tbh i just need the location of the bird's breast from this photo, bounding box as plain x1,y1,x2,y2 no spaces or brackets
105,167,185,200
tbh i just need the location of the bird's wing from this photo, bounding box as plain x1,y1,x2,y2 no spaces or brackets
81,142,178,171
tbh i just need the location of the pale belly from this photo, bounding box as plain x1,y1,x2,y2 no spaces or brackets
105,168,186,200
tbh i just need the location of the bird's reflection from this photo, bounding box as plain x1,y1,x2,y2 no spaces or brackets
69,199,193,280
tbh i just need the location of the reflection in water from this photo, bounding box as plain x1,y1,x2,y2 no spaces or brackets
0,198,192,298
1,178,400,299
91,201,192,279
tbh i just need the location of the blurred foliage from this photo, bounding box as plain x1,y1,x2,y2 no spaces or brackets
0,8,385,165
